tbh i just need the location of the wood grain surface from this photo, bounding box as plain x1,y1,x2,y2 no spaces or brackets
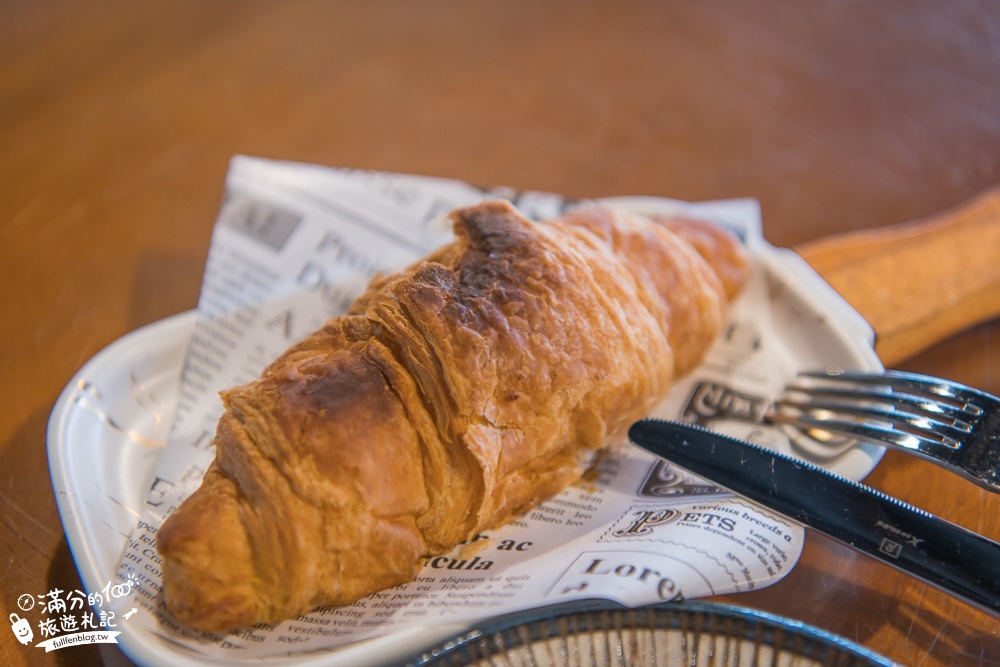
2,2,999,665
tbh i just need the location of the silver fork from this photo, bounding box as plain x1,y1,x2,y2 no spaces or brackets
768,368,1000,493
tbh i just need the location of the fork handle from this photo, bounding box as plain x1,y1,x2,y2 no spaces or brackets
794,186,1000,367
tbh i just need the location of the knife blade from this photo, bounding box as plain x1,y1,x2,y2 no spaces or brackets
628,419,1000,616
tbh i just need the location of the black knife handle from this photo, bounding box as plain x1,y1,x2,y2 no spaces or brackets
628,419,1000,617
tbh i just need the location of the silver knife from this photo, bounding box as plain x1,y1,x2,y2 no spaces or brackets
628,419,1000,616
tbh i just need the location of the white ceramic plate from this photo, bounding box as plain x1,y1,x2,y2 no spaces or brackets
47,231,883,667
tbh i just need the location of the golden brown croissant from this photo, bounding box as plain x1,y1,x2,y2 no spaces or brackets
156,200,750,632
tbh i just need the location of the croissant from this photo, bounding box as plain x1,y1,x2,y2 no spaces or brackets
156,200,750,632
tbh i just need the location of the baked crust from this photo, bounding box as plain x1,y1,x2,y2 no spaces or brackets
156,200,749,631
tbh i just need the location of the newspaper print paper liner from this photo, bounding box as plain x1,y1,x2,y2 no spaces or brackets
47,198,883,666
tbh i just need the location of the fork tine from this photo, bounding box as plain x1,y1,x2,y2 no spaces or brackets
767,412,961,453
798,369,986,415
777,369,980,448
775,397,974,433
781,382,978,422
771,397,966,448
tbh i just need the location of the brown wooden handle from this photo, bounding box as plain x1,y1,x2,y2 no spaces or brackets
793,186,1000,367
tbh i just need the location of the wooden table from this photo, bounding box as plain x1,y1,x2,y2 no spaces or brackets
3,2,999,665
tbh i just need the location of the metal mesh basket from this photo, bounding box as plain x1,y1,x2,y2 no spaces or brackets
407,600,897,667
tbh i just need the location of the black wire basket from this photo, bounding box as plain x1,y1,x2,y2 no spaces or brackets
406,599,897,667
